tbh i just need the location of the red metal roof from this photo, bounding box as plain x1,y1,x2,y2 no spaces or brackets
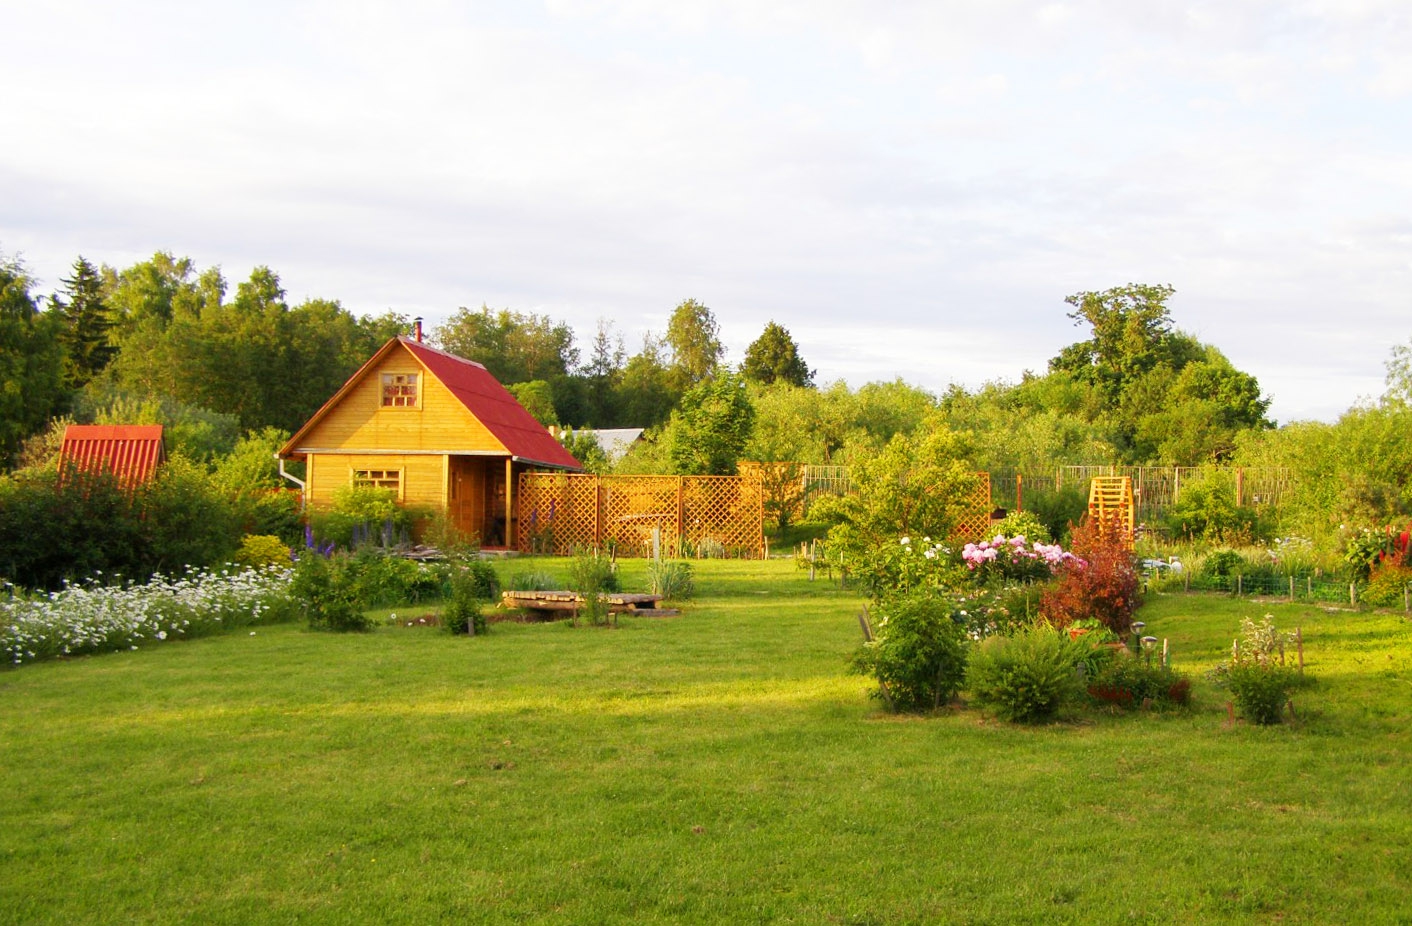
279,337,580,470
59,425,166,489
398,338,581,469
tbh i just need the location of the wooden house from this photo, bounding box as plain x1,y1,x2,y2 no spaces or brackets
278,334,580,548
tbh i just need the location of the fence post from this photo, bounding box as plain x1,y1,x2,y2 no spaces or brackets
1236,574,1243,597
1307,576,1312,600
1404,585,1409,613
1350,583,1357,607
1289,576,1295,602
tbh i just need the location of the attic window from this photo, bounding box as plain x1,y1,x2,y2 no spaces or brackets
352,469,401,495
381,373,418,407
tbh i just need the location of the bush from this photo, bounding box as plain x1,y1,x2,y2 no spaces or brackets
1039,517,1140,634
508,570,557,592
568,550,618,626
1201,549,1245,578
1227,663,1296,725
851,589,969,712
234,535,292,569
1165,469,1264,543
1212,615,1301,725
442,560,498,636
965,625,1082,723
1086,656,1192,709
647,559,695,601
992,510,1051,544
1022,485,1088,545
1361,563,1412,608
289,554,372,632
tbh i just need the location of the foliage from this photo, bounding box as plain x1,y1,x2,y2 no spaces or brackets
1020,484,1088,546
434,304,579,386
556,427,611,474
0,255,67,466
2,565,294,666
851,589,969,712
816,422,981,600
1086,656,1192,709
1201,549,1246,578
78,387,244,462
568,549,618,626
52,256,116,389
965,625,1083,723
665,298,723,386
1360,562,1412,608
442,560,498,636
1165,468,1263,543
509,380,559,426
646,559,695,601
1213,615,1301,725
1343,528,1394,582
741,320,812,387
310,485,421,550
665,368,756,475
507,570,558,591
289,553,372,632
1039,516,1141,633
0,457,240,590
234,535,292,569
991,510,1050,544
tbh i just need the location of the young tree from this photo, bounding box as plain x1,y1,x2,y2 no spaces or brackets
0,255,67,465
666,368,755,475
665,298,723,385
52,256,115,389
616,333,681,427
742,320,813,387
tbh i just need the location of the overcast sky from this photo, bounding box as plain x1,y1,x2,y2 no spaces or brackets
3,1,1409,423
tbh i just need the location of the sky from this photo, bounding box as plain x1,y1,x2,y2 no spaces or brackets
3,0,1409,424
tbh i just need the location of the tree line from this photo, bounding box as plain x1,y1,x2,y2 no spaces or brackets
4,246,1410,550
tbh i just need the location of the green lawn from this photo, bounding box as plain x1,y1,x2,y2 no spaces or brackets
2,559,1410,924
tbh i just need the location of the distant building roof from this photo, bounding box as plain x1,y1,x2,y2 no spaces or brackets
576,428,645,462
58,425,166,489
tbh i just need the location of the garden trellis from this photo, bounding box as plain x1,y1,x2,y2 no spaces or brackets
517,473,766,558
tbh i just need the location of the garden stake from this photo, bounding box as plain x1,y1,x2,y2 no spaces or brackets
1350,583,1357,607
1289,577,1295,602
1404,585,1409,613
1162,638,1169,668
1236,574,1242,597
1296,627,1304,674
1307,576,1312,599
1225,701,1236,726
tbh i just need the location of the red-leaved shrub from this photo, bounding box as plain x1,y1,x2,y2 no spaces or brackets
1039,515,1140,634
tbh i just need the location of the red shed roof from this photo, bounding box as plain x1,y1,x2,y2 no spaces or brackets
280,337,580,470
59,425,166,489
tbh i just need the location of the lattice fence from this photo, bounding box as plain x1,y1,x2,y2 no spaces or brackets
518,473,765,558
1088,476,1135,546
953,473,995,541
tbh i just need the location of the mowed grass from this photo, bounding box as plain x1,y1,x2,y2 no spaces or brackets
1,560,1410,925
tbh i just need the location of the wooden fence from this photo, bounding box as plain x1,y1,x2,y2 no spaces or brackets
517,473,766,558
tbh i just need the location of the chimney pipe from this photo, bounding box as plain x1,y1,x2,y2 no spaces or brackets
413,317,423,343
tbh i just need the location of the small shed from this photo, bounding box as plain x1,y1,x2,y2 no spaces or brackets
58,425,166,490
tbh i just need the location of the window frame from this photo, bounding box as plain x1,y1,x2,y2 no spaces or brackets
351,468,403,499
380,372,420,408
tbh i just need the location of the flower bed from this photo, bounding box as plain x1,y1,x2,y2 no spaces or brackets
2,566,295,666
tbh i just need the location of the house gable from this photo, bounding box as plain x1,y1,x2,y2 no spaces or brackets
284,341,507,456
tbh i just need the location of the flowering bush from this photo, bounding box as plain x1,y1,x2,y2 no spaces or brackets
961,534,1083,585
2,565,295,666
1210,615,1302,725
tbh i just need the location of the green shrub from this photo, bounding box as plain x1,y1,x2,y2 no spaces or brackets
290,554,372,632
1086,656,1191,709
1202,548,1245,578
234,535,292,569
1165,469,1264,543
1022,484,1088,545
1226,663,1295,725
568,550,617,626
1361,563,1412,608
647,560,695,601
992,510,1051,544
1212,615,1302,724
851,589,969,712
442,560,498,636
965,625,1082,723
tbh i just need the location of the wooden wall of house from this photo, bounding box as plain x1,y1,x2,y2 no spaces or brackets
307,453,448,508
298,345,506,453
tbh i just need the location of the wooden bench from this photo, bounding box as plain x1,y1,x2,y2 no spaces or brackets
500,590,681,620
